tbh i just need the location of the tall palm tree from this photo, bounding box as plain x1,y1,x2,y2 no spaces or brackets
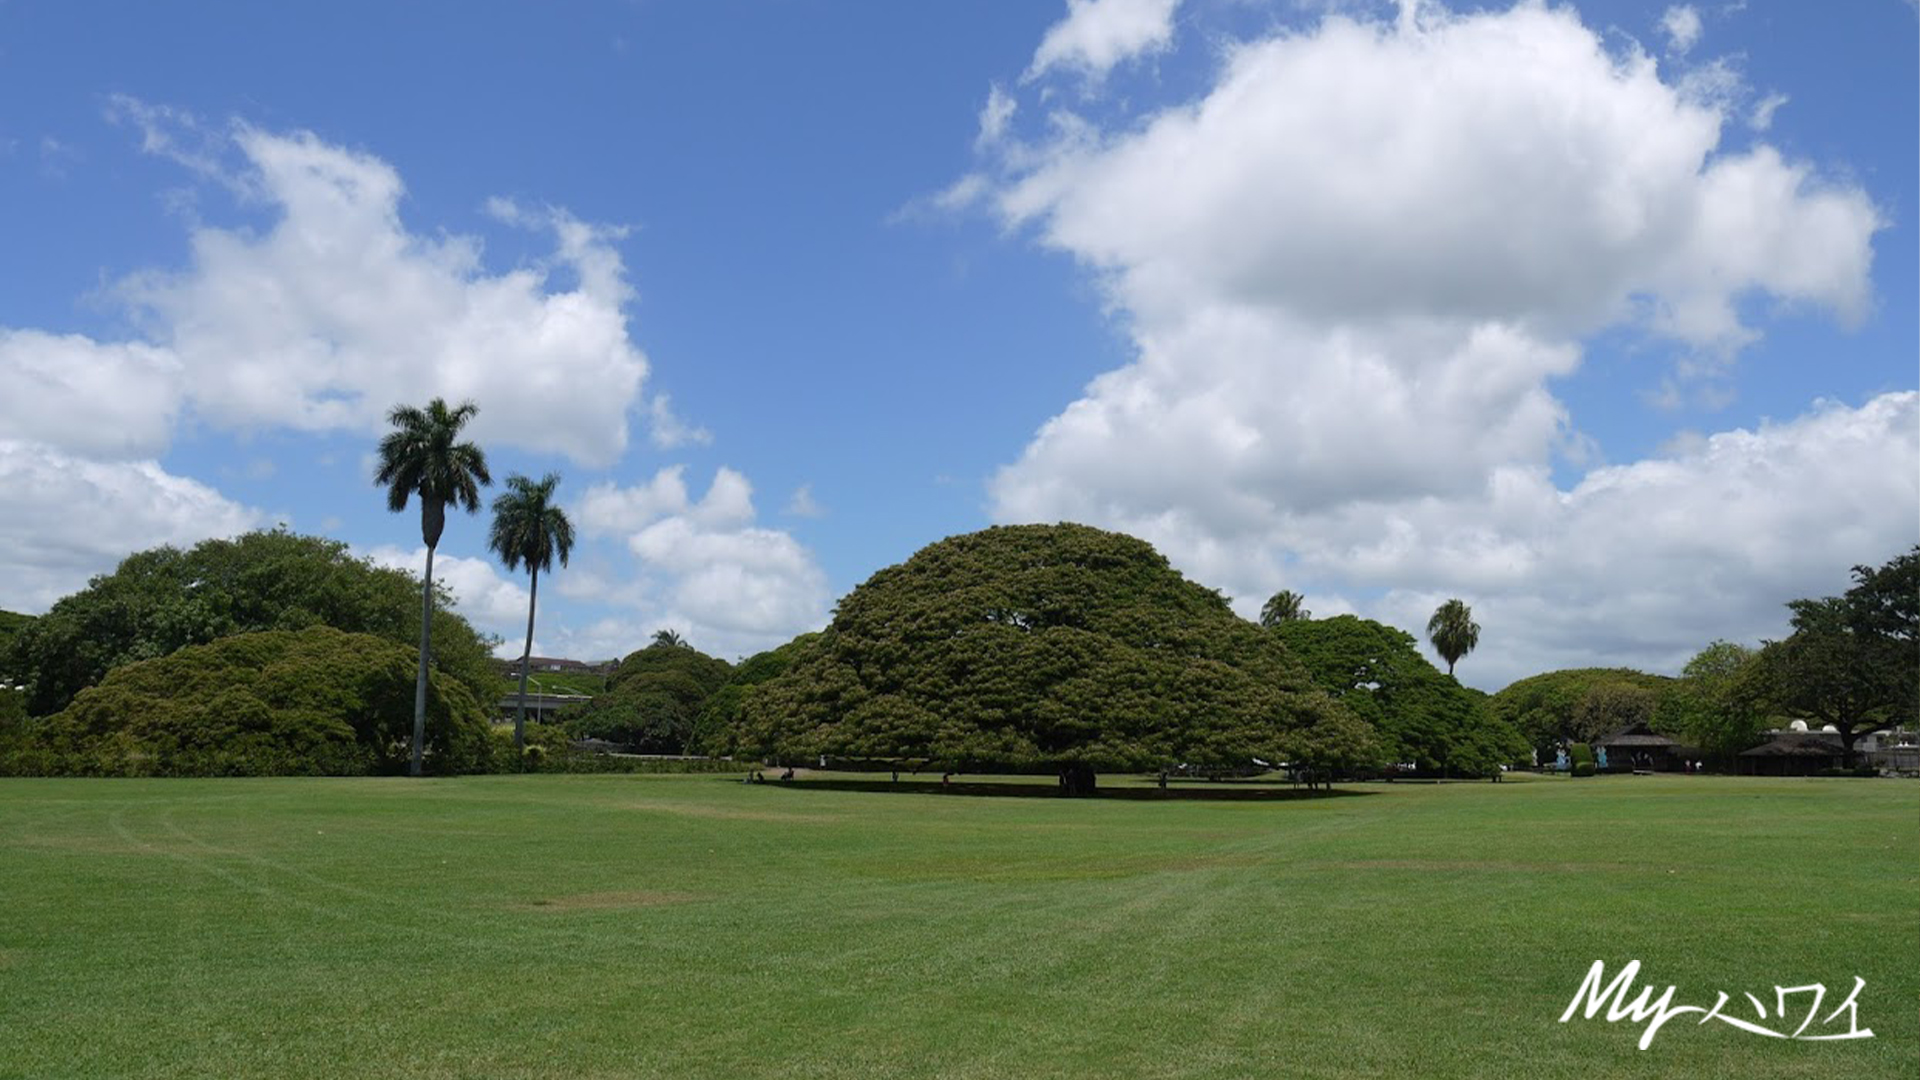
374,398,491,777
489,472,574,755
1427,598,1481,676
651,629,688,649
1260,589,1310,627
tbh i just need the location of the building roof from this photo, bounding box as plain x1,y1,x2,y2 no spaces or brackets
1594,721,1677,749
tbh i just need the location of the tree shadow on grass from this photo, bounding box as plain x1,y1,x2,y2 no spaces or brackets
753,777,1377,802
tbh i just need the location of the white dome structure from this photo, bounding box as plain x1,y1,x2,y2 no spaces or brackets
1789,720,1809,732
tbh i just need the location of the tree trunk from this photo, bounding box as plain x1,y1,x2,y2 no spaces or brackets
411,542,435,778
1057,761,1097,796
515,566,538,759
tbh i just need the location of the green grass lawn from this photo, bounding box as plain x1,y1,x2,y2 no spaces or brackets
1,772,1912,1079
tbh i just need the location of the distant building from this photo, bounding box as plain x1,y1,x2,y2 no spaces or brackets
495,656,619,679
1592,722,1696,773
1738,726,1919,776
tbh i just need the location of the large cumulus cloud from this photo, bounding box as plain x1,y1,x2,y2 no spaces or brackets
976,1,1907,687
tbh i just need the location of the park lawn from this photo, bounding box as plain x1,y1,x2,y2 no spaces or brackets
0,773,1912,1079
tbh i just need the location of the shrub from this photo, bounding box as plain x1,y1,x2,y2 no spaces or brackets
4,626,492,777
1572,761,1597,777
1569,742,1594,767
8,529,501,717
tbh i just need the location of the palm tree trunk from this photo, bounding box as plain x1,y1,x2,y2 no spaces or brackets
412,542,435,777
515,566,539,757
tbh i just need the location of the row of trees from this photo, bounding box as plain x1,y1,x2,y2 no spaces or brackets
374,398,576,774
1486,548,1917,767
1259,590,1483,677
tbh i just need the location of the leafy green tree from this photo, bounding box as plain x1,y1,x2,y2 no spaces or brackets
6,530,499,717
608,637,733,694
1259,590,1310,627
1843,545,1918,646
651,628,688,649
1487,667,1674,760
1750,595,1904,767
0,610,30,683
694,632,820,755
2,626,492,777
374,397,492,777
1275,615,1526,776
567,639,733,752
1570,682,1659,743
1654,640,1763,762
732,524,1370,794
488,473,575,754
1426,599,1480,675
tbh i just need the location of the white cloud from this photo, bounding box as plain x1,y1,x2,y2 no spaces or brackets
976,84,1018,150
105,129,652,466
0,331,183,458
578,466,695,537
997,6,1878,344
573,467,830,657
1661,5,1703,54
785,483,825,518
363,545,533,648
976,1,1903,687
1749,91,1788,131
647,393,712,449
0,440,262,612
8,117,679,471
1028,0,1183,82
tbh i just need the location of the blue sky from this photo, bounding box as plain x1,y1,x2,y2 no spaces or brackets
1,0,1913,689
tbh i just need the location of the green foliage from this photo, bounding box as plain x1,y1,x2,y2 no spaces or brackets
1572,761,1597,777
733,524,1373,781
1274,615,1527,775
1488,667,1674,759
374,398,492,544
1570,682,1659,742
695,632,821,756
1258,590,1309,626
0,609,30,682
6,530,500,718
1,627,492,777
1425,599,1480,675
487,473,575,580
1747,549,1918,764
566,640,734,752
609,638,733,694
1569,742,1593,767
489,471,576,751
1654,640,1765,760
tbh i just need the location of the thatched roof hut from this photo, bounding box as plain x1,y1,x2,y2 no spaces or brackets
1592,722,1691,772
1739,732,1846,776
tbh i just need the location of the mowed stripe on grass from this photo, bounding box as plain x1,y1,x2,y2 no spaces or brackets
0,773,1913,1079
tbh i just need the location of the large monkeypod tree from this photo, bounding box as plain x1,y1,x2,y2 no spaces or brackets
733,523,1370,794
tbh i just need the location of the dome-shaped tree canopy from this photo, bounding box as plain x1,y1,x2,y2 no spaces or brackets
9,626,492,777
733,524,1371,791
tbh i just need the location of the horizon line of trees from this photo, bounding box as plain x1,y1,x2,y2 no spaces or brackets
0,397,1911,783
